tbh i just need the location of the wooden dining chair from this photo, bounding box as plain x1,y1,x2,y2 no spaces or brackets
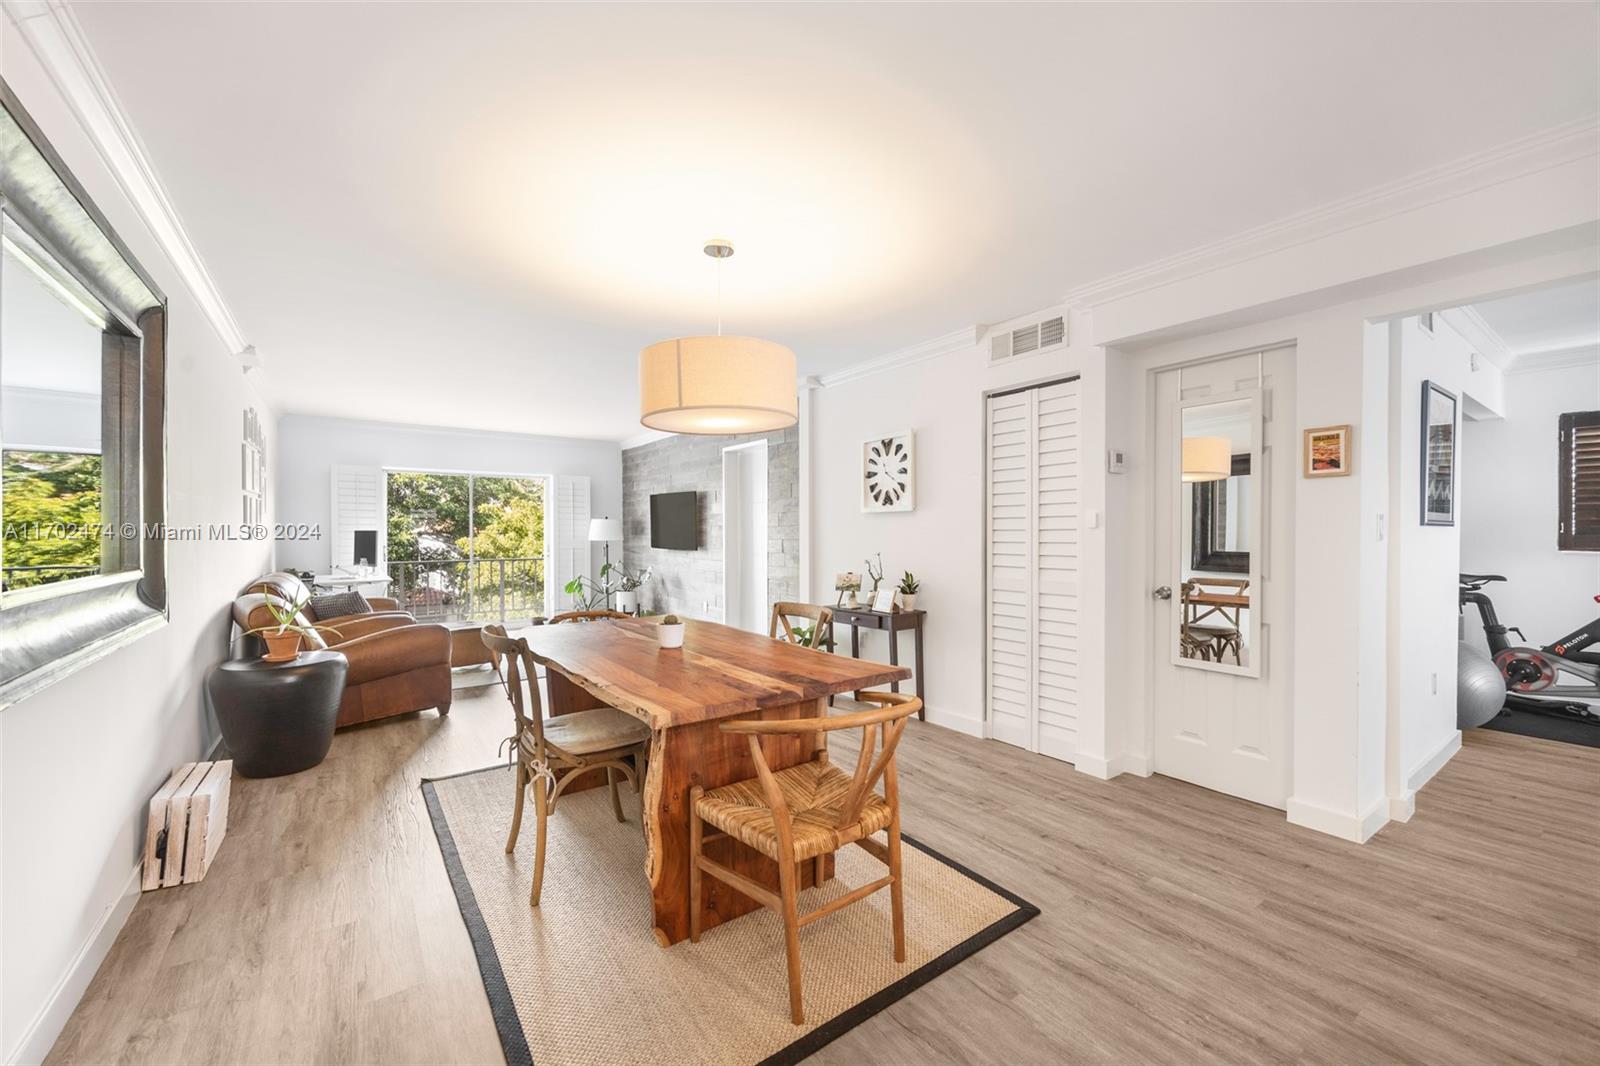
1180,578,1248,663
769,601,833,650
688,691,920,1024
550,609,631,624
481,625,651,906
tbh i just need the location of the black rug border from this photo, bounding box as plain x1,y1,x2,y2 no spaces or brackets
421,763,1040,1066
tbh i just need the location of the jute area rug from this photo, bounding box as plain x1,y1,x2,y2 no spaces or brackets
423,765,1037,1066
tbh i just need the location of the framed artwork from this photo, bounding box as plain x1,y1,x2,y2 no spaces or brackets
1302,424,1352,478
871,586,897,613
1421,381,1457,526
862,431,915,513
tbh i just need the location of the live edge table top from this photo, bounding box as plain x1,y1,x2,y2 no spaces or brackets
518,617,911,730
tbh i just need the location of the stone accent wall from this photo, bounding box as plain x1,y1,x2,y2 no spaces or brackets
621,427,799,620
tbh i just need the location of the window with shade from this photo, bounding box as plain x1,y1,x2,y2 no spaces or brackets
1559,411,1600,552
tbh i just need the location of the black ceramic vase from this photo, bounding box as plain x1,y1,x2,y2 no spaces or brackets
206,650,349,777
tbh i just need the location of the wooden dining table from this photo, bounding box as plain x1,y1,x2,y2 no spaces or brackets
517,616,911,946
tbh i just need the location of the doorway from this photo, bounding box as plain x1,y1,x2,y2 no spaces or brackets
1149,347,1295,808
722,441,769,632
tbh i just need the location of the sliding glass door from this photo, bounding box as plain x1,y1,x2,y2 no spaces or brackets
385,471,545,622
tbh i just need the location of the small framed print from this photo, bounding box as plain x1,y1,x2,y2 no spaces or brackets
1421,381,1457,526
862,431,915,513
1303,424,1352,478
871,586,897,613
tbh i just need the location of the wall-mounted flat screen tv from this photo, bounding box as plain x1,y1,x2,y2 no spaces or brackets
650,491,698,550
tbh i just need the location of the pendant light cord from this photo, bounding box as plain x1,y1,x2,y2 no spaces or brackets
716,253,723,337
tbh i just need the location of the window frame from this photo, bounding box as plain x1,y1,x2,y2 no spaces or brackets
1558,410,1600,553
0,76,168,709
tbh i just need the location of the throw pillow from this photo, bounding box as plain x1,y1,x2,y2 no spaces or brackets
309,590,373,620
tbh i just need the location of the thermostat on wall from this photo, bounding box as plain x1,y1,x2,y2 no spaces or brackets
1106,448,1127,474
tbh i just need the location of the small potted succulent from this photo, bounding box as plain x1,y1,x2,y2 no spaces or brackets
611,565,653,615
897,571,920,612
242,594,340,662
657,613,686,649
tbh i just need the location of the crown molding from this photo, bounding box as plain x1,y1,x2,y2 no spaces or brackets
816,326,979,389
620,428,675,451
1062,117,1600,311
1505,342,1600,375
4,0,253,364
1439,306,1514,370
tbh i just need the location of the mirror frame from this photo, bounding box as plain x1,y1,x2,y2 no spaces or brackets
0,77,168,709
1170,388,1263,679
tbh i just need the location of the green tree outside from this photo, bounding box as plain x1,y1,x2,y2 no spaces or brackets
1,450,103,590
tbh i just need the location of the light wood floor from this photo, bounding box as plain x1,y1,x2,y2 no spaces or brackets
48,689,1600,1065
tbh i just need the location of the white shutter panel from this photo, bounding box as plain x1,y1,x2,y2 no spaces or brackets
987,391,1032,749
329,465,385,568
549,474,592,611
986,379,1080,762
1034,380,1080,759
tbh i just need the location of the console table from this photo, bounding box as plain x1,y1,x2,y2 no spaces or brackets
824,606,926,719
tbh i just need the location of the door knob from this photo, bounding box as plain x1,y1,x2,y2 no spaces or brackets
1153,586,1172,600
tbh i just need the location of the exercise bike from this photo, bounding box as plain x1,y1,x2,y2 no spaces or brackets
1459,573,1600,723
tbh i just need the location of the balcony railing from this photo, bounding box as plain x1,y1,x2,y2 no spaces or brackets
387,556,545,624
0,563,100,592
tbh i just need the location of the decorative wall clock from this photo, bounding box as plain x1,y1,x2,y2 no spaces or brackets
861,431,915,513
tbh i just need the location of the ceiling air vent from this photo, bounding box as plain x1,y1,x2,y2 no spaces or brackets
988,314,1067,365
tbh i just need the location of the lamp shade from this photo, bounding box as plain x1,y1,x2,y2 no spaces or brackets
640,335,798,434
1181,436,1232,483
588,517,623,542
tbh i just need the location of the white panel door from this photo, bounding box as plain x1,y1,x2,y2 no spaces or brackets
986,378,1081,761
1150,349,1294,808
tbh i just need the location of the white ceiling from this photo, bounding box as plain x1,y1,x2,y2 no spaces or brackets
72,2,1599,441
1470,278,1600,360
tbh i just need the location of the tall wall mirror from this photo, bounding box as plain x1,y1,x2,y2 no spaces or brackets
1173,390,1261,677
0,78,167,707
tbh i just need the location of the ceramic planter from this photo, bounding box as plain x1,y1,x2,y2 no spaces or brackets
900,593,917,611
658,622,686,649
616,589,639,614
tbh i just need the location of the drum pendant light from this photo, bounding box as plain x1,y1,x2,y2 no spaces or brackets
639,240,798,434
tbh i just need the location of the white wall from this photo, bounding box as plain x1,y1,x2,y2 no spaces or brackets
1092,244,1597,843
0,34,278,1065
808,314,1107,742
1388,315,1475,807
1462,355,1600,656
273,414,622,579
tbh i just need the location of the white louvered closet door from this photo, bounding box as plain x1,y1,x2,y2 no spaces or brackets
986,378,1081,762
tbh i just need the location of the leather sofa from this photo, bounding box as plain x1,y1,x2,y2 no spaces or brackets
232,571,452,728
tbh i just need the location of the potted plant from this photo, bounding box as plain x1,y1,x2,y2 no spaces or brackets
897,571,920,611
611,565,653,614
241,594,340,662
657,613,686,649
564,568,613,611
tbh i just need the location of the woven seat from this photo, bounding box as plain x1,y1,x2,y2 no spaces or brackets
696,760,893,862
688,691,921,1025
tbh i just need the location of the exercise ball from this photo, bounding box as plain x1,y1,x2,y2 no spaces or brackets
1458,642,1507,729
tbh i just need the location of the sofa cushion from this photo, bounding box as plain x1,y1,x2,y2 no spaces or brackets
310,590,372,620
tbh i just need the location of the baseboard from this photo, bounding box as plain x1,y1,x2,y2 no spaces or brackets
1388,791,1417,823
1285,794,1390,844
925,711,984,738
1072,751,1152,780
7,861,141,1066
1406,730,1462,794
